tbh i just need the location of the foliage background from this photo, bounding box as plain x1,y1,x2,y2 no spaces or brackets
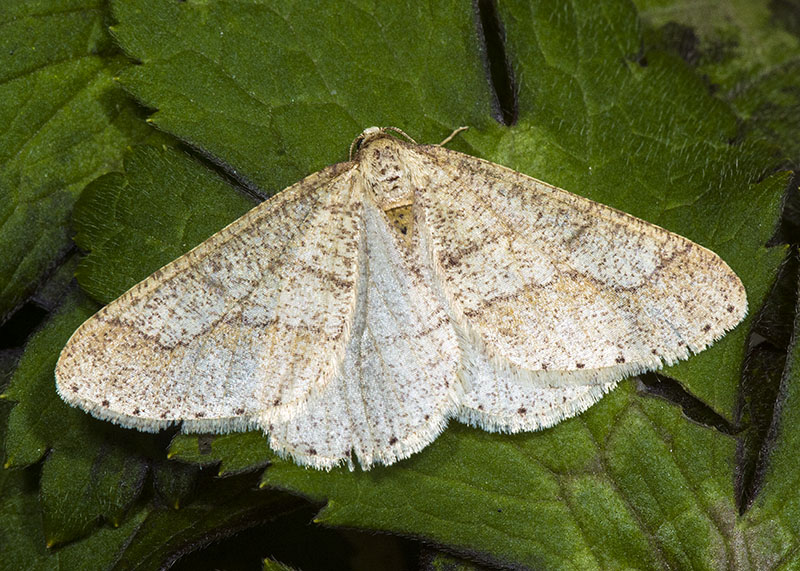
1,0,799,569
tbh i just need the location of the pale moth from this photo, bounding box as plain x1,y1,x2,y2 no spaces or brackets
56,127,747,470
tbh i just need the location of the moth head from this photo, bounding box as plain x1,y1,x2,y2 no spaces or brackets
352,127,419,211
349,126,416,160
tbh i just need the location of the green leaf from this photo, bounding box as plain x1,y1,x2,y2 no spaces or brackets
3,292,149,545
1,457,302,570
0,465,150,571
73,145,256,304
1,138,265,548
4,0,797,568
0,0,152,322
3,291,100,469
263,559,298,571
169,431,274,477
1,341,150,568
110,0,495,191
635,0,800,161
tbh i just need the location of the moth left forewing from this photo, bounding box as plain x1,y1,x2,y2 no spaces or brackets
412,143,746,386
55,162,362,432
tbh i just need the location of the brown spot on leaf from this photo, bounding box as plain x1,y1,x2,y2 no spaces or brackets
615,356,626,364
389,436,398,445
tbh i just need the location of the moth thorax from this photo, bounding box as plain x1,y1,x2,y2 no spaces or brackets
359,137,417,210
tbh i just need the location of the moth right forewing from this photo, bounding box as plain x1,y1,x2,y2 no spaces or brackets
412,144,746,383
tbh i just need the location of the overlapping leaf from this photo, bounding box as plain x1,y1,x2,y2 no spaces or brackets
0,0,151,323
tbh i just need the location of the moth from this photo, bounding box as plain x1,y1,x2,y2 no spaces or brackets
56,127,747,470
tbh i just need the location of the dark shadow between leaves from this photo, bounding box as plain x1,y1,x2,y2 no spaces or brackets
638,372,736,435
474,0,518,126
734,246,799,513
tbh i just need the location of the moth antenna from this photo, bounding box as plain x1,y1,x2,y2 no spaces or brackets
438,126,469,146
348,131,367,161
382,126,417,144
